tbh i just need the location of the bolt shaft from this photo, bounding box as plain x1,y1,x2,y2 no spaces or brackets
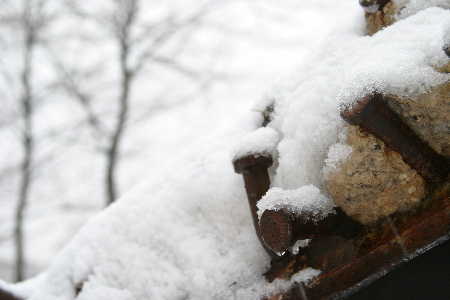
341,93,449,185
259,207,362,254
234,155,275,256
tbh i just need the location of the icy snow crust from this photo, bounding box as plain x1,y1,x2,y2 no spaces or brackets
2,7,450,300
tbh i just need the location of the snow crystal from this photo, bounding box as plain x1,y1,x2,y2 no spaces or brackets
257,186,335,221
290,239,311,255
323,143,353,179
230,126,281,162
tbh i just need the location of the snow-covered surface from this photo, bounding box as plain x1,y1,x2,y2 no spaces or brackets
257,186,335,221
0,0,355,281
323,127,353,179
230,127,280,161
1,2,450,300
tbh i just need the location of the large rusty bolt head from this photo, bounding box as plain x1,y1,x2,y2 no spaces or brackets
233,154,273,174
259,209,294,254
340,93,382,126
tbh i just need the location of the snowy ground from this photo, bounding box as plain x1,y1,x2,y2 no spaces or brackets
0,0,360,282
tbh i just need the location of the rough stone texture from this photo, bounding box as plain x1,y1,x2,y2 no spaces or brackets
327,125,427,225
364,1,450,36
327,83,449,225
325,1,450,225
386,83,450,158
364,1,396,35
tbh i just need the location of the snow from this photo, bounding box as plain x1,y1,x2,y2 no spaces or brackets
1,130,320,299
323,127,353,179
230,127,280,162
1,3,449,300
257,186,335,221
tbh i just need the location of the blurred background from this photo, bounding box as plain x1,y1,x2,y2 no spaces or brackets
0,0,358,282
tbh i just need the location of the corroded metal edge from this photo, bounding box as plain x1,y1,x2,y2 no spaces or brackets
264,177,450,300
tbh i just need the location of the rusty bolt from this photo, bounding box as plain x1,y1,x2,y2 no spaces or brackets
341,92,450,185
259,207,362,254
233,154,275,256
359,0,390,12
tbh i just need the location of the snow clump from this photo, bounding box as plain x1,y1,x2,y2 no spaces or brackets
230,127,281,162
257,186,335,221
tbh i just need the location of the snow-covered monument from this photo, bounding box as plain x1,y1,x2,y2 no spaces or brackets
1,0,450,299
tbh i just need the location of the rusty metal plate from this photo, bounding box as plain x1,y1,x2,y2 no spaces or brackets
264,177,450,300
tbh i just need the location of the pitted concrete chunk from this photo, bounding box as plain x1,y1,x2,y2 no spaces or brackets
327,125,427,225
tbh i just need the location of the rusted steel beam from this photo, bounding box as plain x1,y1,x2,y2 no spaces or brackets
0,288,22,300
263,177,450,300
340,92,450,185
233,154,275,256
259,208,362,254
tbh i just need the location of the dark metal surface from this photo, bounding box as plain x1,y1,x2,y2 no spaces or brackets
233,154,275,256
262,177,450,300
340,92,450,185
347,237,450,300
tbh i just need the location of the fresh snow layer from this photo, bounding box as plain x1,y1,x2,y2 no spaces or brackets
230,127,281,161
257,186,335,221
2,6,449,300
1,122,320,300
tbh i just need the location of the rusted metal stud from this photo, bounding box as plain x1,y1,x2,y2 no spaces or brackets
359,0,390,12
259,207,362,254
233,154,275,256
340,92,450,185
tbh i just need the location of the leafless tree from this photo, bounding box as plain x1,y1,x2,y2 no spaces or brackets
0,0,54,281
57,0,217,206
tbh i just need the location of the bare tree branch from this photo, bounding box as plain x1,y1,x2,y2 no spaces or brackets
51,57,107,146
104,0,138,205
14,0,38,282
